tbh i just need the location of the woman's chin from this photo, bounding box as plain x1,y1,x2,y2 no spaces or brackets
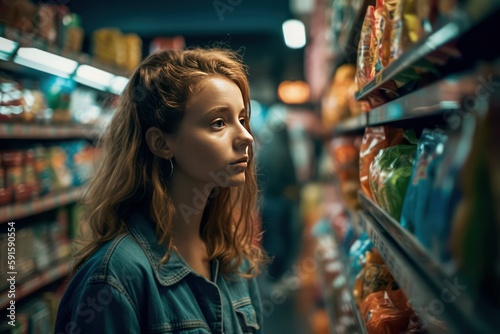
227,174,246,187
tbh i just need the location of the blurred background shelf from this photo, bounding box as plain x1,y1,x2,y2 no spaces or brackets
332,113,367,137
359,192,500,334
0,260,70,309
0,187,84,223
0,122,100,139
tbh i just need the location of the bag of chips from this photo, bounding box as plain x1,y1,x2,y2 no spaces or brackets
360,126,404,201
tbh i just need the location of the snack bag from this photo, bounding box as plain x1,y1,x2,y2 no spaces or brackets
370,144,416,220
353,248,396,307
356,5,376,89
401,129,447,232
360,126,404,200
374,0,391,73
330,136,362,209
348,232,374,284
361,289,418,334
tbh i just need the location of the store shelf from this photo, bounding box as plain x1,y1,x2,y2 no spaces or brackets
355,1,500,107
348,294,368,334
0,122,100,139
358,192,500,334
332,113,367,136
331,64,499,133
0,260,69,309
0,24,129,94
0,187,84,223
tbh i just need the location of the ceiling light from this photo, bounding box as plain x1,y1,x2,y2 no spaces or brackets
108,76,129,95
278,80,310,104
282,19,306,49
75,65,115,92
14,47,78,78
0,37,18,61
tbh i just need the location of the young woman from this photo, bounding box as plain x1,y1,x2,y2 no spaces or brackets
55,48,266,333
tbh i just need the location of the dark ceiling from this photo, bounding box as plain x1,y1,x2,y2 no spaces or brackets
65,0,304,104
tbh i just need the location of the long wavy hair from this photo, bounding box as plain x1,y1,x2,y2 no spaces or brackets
71,48,265,278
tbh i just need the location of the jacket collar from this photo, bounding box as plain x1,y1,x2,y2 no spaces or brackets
126,211,192,286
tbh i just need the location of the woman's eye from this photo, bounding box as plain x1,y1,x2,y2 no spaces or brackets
211,120,225,128
239,118,247,125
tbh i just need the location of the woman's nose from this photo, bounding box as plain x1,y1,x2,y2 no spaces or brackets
235,124,254,151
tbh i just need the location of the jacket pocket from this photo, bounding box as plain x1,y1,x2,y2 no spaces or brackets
233,298,260,333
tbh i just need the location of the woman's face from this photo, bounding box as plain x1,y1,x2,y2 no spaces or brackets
168,76,253,188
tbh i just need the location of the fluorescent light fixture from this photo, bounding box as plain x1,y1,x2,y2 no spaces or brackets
108,76,129,95
14,47,78,78
282,19,306,49
0,37,18,61
75,65,115,91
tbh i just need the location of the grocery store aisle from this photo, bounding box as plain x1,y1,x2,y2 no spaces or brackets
258,277,310,334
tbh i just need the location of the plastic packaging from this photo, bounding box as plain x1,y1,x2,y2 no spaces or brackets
353,248,396,307
361,289,418,334
369,144,417,221
359,126,404,201
401,129,447,232
356,5,376,89
329,136,362,209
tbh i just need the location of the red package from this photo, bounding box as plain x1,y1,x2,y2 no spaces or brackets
361,289,417,334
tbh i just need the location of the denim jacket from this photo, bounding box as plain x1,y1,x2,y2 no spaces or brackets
55,211,263,334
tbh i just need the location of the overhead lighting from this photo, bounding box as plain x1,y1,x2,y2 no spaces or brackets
75,65,115,92
282,19,306,49
278,80,310,104
14,47,78,78
108,76,129,95
0,37,18,61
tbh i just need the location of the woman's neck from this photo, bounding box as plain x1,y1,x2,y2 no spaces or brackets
167,171,214,243
166,172,214,280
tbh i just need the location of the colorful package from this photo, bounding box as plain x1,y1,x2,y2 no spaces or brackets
348,232,374,284
401,129,447,233
360,126,404,201
353,248,396,307
387,0,403,64
370,144,416,221
356,5,376,89
329,136,362,209
361,289,418,334
374,0,391,73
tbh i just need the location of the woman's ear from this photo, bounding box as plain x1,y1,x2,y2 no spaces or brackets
145,127,173,159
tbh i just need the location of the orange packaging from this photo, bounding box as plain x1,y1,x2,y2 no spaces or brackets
360,289,416,334
359,126,404,200
356,5,376,89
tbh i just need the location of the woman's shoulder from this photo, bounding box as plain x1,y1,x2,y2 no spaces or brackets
74,232,151,285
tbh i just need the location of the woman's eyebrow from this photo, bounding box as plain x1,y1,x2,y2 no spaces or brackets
205,106,246,115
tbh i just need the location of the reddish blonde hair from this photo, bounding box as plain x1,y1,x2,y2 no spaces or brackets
72,48,265,278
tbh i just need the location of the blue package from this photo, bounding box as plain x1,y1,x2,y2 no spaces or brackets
401,129,448,236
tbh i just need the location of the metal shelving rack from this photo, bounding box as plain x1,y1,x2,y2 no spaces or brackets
0,260,70,309
324,1,500,333
0,187,84,223
358,193,500,333
0,123,100,139
355,0,500,107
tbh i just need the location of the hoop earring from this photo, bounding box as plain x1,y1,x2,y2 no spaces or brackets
167,158,174,178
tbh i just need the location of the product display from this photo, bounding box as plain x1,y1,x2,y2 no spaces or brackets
369,142,416,221
359,126,404,201
400,129,447,232
321,0,499,332
92,28,143,72
360,289,422,334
